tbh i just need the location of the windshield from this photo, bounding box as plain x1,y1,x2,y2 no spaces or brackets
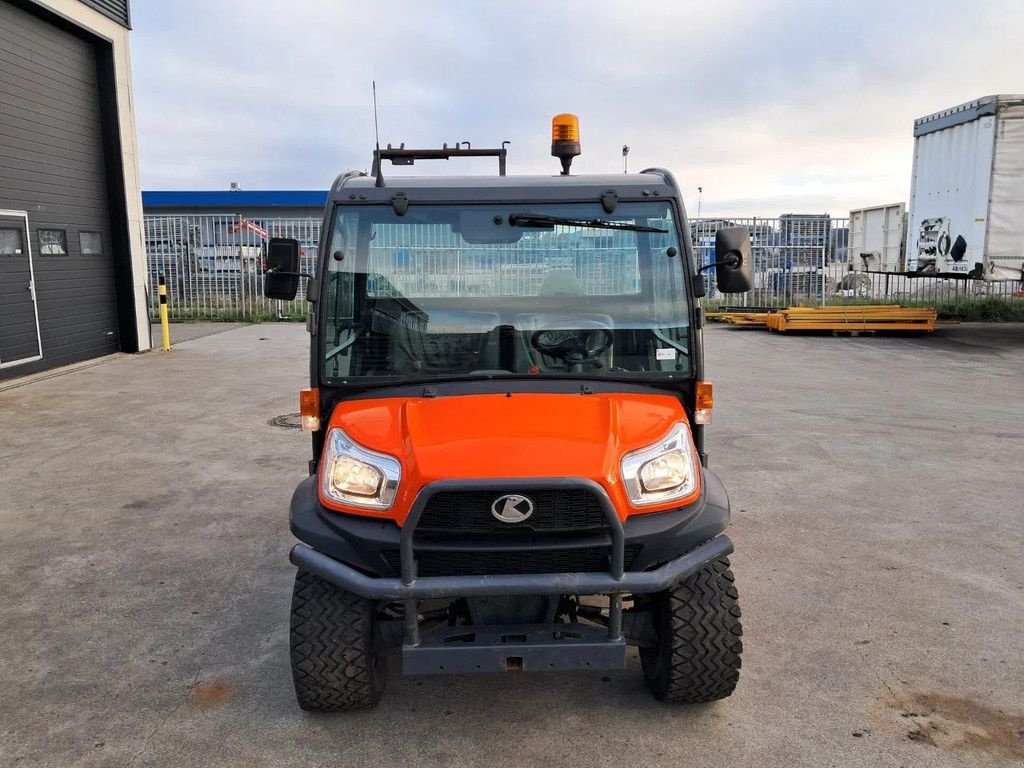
320,201,692,384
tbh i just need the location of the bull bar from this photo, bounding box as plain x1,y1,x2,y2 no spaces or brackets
289,477,732,674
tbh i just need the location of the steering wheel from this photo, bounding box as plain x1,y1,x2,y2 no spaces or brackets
530,321,613,372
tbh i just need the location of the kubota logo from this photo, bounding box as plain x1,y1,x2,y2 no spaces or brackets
491,494,534,524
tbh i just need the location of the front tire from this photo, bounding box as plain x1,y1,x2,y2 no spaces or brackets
640,557,743,703
290,570,385,712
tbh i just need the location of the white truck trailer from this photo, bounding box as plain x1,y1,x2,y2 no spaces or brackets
906,94,1024,281
848,203,906,273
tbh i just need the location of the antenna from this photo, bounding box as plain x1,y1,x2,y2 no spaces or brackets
372,81,381,150
372,81,385,187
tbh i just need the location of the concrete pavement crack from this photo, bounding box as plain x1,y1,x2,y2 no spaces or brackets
125,679,195,768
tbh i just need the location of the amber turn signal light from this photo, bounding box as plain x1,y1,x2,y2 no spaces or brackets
300,387,320,432
695,382,713,425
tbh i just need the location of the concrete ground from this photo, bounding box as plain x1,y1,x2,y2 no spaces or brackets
151,321,249,348
1,322,1022,767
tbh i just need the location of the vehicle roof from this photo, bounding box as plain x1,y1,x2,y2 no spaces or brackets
329,169,680,204
914,94,1024,137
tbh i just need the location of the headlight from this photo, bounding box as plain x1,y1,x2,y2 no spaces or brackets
620,422,698,506
330,456,383,497
320,428,400,510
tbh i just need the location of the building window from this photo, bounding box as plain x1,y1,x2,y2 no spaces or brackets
39,229,68,256
0,228,24,255
80,231,104,255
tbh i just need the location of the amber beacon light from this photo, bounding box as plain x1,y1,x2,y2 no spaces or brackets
551,113,581,175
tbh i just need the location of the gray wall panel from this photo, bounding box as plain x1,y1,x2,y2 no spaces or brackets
77,0,129,28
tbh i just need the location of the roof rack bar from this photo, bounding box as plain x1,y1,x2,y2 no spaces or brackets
372,141,510,182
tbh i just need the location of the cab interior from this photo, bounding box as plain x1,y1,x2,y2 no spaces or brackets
322,268,691,380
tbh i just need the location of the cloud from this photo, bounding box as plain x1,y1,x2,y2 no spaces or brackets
131,0,1024,216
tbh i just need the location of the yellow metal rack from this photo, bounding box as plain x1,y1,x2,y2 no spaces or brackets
707,306,937,334
765,306,936,334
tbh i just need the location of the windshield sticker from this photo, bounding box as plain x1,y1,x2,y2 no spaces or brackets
656,348,677,361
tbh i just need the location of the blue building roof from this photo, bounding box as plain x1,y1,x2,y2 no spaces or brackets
142,190,329,208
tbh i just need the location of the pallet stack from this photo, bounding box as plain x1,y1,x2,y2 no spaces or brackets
706,311,772,327
764,306,937,334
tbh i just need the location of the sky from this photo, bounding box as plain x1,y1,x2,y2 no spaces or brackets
130,0,1024,217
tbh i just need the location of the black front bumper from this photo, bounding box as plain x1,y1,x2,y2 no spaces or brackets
289,469,732,588
290,534,732,600
290,472,732,674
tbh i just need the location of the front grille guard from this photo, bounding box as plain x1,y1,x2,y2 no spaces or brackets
397,478,627,647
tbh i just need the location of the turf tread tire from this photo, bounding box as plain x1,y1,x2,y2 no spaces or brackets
290,570,384,712
640,557,743,703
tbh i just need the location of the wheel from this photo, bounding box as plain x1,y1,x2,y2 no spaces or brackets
640,557,743,703
289,570,385,712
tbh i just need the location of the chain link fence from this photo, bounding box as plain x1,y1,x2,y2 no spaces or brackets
145,213,1023,321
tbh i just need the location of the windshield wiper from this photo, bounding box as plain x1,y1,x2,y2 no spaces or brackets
508,213,667,233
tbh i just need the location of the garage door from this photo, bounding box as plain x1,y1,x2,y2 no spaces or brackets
0,0,119,377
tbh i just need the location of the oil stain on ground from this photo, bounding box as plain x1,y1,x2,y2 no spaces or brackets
190,678,233,710
873,688,1024,760
120,491,178,511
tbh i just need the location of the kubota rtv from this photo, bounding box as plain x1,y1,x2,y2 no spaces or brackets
265,115,753,710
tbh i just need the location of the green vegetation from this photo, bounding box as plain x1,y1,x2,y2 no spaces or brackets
159,298,1024,324
704,296,1024,322
161,309,307,323
930,298,1024,322
802,296,1024,321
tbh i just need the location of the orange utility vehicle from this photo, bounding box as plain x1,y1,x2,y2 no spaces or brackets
265,115,754,711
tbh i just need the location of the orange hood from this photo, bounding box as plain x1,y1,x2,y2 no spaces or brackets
322,392,698,523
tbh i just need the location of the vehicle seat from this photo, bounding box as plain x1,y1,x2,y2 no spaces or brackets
390,310,501,374
512,270,614,372
538,269,584,297
514,312,614,372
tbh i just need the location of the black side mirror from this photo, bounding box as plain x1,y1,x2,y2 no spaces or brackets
714,227,753,294
264,237,301,300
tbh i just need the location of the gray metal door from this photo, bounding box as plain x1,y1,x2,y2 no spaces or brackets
0,210,42,368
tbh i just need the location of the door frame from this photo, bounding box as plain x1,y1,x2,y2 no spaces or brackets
0,209,44,369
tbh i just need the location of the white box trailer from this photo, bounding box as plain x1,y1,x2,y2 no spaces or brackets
193,245,264,273
848,203,905,272
906,94,1024,280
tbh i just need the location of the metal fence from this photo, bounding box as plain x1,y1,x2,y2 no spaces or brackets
691,216,844,306
144,214,319,320
692,216,1023,308
144,213,1023,321
365,221,655,298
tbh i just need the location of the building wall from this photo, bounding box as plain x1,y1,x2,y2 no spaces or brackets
145,205,327,220
142,191,331,222
78,0,129,27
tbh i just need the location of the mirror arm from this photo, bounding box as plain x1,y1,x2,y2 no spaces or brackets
697,255,740,274
266,268,316,280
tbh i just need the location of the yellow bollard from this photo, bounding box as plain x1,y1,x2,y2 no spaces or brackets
158,274,171,351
